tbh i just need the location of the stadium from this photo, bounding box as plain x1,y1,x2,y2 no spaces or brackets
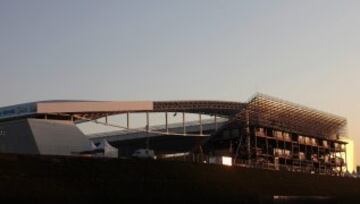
0,93,351,175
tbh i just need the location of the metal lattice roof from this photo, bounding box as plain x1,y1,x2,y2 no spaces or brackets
236,94,347,140
153,101,246,117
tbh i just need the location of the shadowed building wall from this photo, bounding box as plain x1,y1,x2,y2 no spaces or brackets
0,119,91,155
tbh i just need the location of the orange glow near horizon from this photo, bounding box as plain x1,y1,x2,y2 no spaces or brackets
341,137,355,173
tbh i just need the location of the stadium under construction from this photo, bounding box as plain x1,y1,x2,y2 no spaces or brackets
0,93,351,176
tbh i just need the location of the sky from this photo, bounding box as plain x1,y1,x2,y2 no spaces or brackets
1,0,360,165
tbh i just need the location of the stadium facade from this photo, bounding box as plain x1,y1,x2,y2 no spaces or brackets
0,94,352,175
202,94,349,175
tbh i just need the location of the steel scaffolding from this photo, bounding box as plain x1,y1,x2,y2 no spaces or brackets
205,94,348,175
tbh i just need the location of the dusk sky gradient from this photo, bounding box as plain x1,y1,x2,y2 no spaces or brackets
1,0,360,164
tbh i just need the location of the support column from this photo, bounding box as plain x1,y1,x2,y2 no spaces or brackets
165,112,169,133
146,112,150,132
105,114,108,124
254,128,257,166
330,149,334,175
284,140,286,167
324,148,327,174
300,144,302,171
291,142,295,171
344,144,348,173
182,112,186,135
266,137,269,168
318,146,320,173
145,112,150,149
199,113,203,135
340,149,343,175
245,111,251,165
305,145,309,173
310,144,314,172
214,115,218,131
275,137,279,170
126,112,130,129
